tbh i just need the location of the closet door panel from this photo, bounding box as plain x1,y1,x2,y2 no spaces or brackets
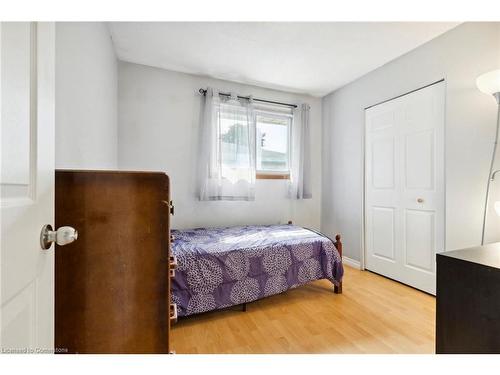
365,81,445,294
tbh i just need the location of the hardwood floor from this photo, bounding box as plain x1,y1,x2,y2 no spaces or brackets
171,265,436,354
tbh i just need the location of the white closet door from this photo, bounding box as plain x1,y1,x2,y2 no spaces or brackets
365,81,445,295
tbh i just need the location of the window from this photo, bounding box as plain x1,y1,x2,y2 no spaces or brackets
255,112,291,179
215,103,291,183
218,107,253,184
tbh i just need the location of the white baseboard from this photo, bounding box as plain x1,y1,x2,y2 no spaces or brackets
342,256,361,270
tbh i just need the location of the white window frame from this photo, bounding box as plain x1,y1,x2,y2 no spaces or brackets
254,109,293,179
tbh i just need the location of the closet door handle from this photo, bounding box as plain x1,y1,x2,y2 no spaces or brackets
417,198,424,203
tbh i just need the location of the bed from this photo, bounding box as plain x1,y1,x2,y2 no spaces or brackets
170,224,344,317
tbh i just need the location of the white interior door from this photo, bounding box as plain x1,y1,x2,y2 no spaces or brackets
365,81,445,295
1,22,55,352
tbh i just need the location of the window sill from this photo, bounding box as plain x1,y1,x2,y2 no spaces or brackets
256,173,290,180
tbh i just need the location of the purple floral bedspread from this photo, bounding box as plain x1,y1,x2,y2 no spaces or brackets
171,224,343,317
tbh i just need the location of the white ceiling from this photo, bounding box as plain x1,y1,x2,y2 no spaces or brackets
108,22,459,97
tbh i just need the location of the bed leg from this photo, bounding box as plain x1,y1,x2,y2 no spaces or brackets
334,282,342,294
334,234,342,258
242,303,247,312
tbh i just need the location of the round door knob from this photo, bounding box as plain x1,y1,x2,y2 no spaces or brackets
40,224,78,250
417,198,424,203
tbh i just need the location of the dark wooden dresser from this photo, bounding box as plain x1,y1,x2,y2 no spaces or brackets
436,243,500,353
55,170,176,353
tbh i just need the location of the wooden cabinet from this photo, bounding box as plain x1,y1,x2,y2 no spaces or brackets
55,170,172,353
436,243,500,353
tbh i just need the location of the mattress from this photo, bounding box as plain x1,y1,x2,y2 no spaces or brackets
171,224,343,317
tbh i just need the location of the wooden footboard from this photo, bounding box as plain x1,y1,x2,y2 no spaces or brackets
334,234,343,294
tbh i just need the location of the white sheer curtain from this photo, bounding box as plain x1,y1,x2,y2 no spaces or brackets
198,88,256,201
288,103,312,199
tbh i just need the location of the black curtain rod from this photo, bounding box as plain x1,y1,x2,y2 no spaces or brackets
198,88,297,108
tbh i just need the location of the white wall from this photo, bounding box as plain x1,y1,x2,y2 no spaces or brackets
322,22,500,261
55,22,118,169
118,62,322,231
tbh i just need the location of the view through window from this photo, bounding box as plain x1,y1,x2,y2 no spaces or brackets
256,113,291,175
218,108,292,180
